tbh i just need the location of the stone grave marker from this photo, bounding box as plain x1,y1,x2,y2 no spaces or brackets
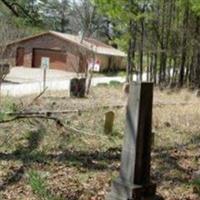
78,78,86,97
70,78,86,98
104,111,115,134
70,78,79,97
106,82,161,200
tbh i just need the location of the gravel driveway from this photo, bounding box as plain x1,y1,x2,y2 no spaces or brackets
1,67,126,96
5,67,77,83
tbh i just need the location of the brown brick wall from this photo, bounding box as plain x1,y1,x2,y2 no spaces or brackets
5,33,126,72
6,33,90,72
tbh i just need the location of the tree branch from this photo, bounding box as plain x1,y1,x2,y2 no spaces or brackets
1,0,19,16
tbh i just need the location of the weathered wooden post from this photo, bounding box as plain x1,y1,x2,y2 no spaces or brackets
107,82,160,200
104,111,115,134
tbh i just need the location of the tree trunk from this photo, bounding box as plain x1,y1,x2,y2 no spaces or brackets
139,17,144,81
178,0,189,87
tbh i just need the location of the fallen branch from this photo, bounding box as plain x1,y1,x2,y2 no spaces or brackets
28,87,48,106
6,109,80,117
2,102,196,119
0,115,61,124
4,104,125,117
0,114,105,137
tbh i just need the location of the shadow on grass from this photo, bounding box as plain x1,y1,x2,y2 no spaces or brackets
0,147,121,171
0,166,24,191
0,126,45,191
152,134,200,185
0,128,199,196
0,117,121,192
0,144,121,196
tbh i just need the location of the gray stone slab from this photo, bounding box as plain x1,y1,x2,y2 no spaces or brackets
106,82,157,200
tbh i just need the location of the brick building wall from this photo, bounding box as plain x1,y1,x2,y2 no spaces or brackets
4,33,126,72
5,33,90,72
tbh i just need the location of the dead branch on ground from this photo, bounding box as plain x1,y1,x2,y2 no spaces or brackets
0,114,105,137
28,87,48,106
3,101,196,118
0,115,62,124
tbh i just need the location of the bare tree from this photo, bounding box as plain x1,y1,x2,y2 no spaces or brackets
0,0,39,23
70,0,111,41
0,17,29,64
39,0,71,32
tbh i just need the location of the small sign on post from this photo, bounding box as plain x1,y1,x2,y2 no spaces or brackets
41,57,49,91
88,59,100,72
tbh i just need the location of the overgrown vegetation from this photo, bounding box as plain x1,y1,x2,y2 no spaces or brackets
27,170,63,200
0,86,199,199
94,0,200,87
192,179,200,195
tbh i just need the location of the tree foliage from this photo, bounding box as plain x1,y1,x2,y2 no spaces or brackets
1,0,200,87
94,0,200,87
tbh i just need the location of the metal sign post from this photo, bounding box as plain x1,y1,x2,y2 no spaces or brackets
43,67,47,91
41,57,49,91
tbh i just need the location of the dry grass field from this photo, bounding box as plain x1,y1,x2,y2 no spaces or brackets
0,84,199,200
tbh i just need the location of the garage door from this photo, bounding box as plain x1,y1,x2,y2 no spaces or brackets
32,48,67,70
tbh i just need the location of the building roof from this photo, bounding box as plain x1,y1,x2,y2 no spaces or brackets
9,31,127,57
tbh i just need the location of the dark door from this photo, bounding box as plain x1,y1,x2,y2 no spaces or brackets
16,47,25,66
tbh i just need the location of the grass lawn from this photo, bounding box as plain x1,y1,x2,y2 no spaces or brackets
0,85,199,200
93,70,126,77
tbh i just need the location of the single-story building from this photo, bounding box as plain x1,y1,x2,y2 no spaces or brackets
3,31,126,73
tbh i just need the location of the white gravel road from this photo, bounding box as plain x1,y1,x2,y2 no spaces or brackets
1,67,127,96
